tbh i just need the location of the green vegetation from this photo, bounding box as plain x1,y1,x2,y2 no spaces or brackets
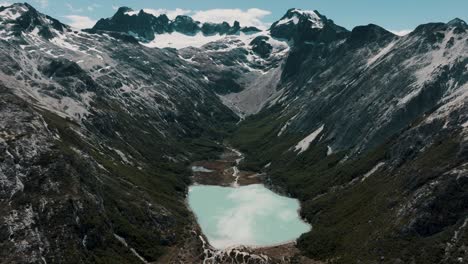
229,109,465,263
37,98,234,263
34,89,466,264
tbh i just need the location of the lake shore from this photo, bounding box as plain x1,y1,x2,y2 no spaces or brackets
166,147,321,264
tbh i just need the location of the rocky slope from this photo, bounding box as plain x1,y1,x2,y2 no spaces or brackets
0,2,467,264
230,10,468,264
0,3,237,263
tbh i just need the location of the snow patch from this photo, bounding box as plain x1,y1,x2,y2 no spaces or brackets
424,82,468,125
112,148,132,165
367,41,397,66
398,28,467,106
276,16,299,26
327,146,333,156
294,125,324,154
0,4,27,21
192,166,213,173
361,162,385,182
113,234,149,264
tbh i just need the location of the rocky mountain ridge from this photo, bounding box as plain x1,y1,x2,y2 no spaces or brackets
93,6,261,43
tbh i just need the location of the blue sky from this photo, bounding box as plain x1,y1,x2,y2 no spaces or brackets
3,0,467,34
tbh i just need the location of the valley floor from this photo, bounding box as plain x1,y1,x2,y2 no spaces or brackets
160,147,321,264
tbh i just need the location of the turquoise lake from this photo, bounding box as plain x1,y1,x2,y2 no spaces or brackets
188,184,311,249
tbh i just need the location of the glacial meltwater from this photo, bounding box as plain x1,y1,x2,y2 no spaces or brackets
188,184,311,249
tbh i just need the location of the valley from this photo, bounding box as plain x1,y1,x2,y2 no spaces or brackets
0,2,467,264
190,148,262,187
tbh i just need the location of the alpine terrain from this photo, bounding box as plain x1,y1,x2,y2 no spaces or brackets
0,3,467,264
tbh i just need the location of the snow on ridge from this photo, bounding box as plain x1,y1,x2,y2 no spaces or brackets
113,234,149,264
367,41,397,66
142,30,289,51
294,124,324,154
398,27,467,107
462,120,468,128
276,9,323,29
192,166,214,173
124,10,139,16
0,4,27,21
424,82,468,125
293,9,321,20
276,16,300,27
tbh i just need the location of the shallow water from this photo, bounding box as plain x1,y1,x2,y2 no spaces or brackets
188,184,311,249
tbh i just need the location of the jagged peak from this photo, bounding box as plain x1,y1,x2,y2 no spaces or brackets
288,8,321,19
411,18,467,36
269,8,349,43
2,2,34,9
0,2,32,20
111,6,242,28
116,6,133,14
0,2,69,40
447,18,467,27
271,8,324,30
93,6,253,40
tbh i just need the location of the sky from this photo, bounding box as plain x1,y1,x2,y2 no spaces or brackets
1,0,467,34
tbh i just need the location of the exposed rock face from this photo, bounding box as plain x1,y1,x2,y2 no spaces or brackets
93,7,171,41
0,3,69,39
250,36,273,58
230,11,468,264
0,2,467,264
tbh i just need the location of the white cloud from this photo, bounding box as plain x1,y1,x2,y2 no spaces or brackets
192,8,271,29
33,0,48,8
64,15,96,29
0,1,11,7
112,5,118,11
65,3,82,13
390,29,413,36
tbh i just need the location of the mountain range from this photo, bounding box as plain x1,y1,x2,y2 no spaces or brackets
0,3,467,263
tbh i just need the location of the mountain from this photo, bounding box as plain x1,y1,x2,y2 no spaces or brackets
0,2,467,264
231,12,468,264
270,8,348,43
92,7,260,45
0,3,70,39
0,3,237,263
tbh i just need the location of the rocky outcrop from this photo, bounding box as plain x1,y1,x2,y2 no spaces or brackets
93,7,259,42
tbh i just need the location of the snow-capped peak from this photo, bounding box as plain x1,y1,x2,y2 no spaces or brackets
0,3,29,21
274,8,324,29
0,3,69,41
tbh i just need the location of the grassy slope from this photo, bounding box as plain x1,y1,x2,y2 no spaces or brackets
38,101,235,263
